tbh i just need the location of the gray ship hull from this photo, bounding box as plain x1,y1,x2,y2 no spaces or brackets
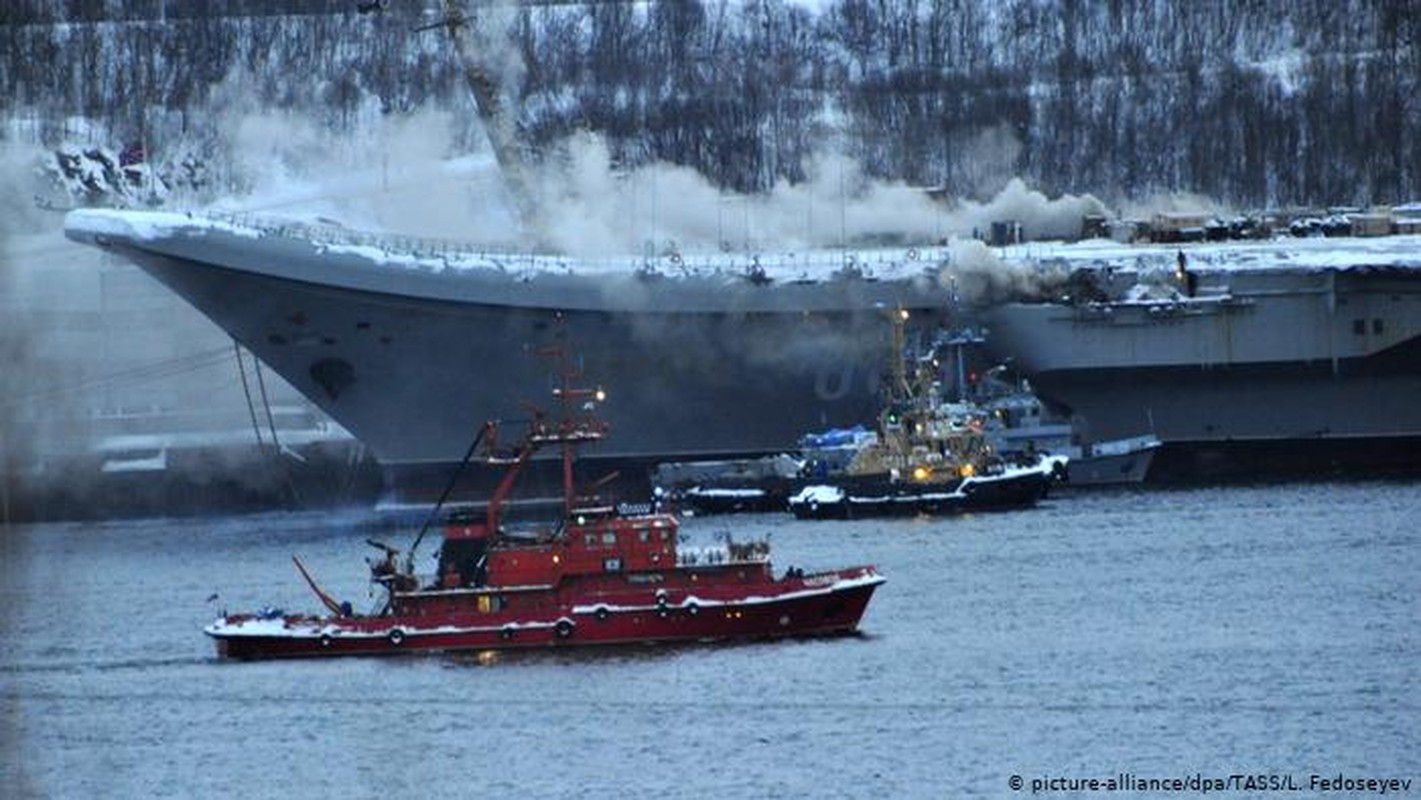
981,263,1421,481
65,210,1421,485
64,211,954,487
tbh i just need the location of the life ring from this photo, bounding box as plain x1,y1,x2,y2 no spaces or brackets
554,619,574,639
388,628,405,646
594,606,610,621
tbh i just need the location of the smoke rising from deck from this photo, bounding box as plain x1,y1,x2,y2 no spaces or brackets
1116,190,1232,221
201,101,1107,271
938,238,1073,306
200,106,1107,316
211,105,519,244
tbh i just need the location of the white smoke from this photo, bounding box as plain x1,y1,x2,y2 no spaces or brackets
938,238,1073,304
523,137,943,256
1115,190,1232,221
518,134,1108,258
951,123,1025,199
0,140,85,484
174,97,1075,258
946,178,1109,241
209,105,518,243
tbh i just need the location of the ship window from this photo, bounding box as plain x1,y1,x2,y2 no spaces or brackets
603,557,623,572
1373,318,1384,334
637,529,650,543
602,532,617,546
1353,319,1366,335
584,533,598,548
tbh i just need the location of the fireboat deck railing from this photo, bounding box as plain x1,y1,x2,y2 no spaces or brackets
677,543,771,567
677,546,732,567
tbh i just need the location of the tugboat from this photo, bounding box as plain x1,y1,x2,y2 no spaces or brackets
787,312,1060,519
204,349,885,659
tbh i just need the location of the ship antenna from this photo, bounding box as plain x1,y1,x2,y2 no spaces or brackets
538,344,608,516
890,306,911,403
406,420,491,572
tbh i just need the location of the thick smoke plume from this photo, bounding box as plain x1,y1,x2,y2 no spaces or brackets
189,100,1107,268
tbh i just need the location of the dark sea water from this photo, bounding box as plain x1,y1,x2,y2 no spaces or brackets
2,481,1418,799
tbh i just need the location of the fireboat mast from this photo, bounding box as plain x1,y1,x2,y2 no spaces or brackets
540,346,608,516
403,343,606,569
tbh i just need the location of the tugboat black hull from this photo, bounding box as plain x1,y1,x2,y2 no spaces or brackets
787,465,1052,520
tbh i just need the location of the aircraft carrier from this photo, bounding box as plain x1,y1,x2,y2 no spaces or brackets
63,209,1421,490
63,208,957,500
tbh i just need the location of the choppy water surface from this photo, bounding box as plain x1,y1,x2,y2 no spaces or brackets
2,481,1418,798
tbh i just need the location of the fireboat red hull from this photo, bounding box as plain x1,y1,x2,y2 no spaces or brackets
206,347,886,661
207,566,882,660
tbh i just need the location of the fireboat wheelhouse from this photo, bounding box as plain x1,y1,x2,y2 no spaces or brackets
205,349,885,659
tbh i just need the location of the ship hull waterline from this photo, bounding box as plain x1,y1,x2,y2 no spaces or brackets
979,266,1421,483
206,568,883,660
788,466,1054,520
1019,358,1421,483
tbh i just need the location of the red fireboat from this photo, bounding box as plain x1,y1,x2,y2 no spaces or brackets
205,349,885,659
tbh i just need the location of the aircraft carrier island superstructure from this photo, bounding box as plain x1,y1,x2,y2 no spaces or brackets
64,209,1421,489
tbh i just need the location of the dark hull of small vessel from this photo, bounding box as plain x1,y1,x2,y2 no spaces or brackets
788,469,1051,520
673,485,793,515
207,567,882,660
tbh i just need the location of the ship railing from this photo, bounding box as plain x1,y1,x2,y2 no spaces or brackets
197,211,952,279
1078,291,1254,321
677,541,770,567
677,546,731,567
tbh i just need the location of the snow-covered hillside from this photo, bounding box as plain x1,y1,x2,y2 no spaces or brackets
3,0,1417,209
